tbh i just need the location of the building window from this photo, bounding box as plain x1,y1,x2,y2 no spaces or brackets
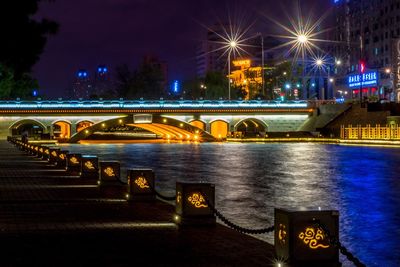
374,48,379,55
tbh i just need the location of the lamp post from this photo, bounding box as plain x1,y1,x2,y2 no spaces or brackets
227,41,237,100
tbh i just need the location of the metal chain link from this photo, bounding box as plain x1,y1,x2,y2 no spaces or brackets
202,192,274,234
314,220,366,267
154,190,176,201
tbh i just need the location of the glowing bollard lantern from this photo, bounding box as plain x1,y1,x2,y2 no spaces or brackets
56,151,68,169
37,146,44,158
126,169,155,201
80,155,99,179
98,161,125,199
42,147,51,161
48,148,61,164
274,208,339,266
66,153,82,175
174,182,215,226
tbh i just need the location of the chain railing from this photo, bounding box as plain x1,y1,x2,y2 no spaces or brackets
202,192,274,234
314,220,366,267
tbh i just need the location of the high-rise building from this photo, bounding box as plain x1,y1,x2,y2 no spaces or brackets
93,65,113,98
71,69,92,99
333,0,400,101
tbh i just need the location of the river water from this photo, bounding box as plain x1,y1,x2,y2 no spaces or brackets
61,142,400,267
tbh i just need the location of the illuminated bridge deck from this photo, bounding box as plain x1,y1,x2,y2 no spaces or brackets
0,141,275,267
0,100,312,114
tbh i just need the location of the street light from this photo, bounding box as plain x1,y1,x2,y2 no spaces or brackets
227,41,237,100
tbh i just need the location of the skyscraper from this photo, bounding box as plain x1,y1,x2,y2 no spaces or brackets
333,0,400,101
71,69,92,99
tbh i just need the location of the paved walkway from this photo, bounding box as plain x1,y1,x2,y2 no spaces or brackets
0,141,275,267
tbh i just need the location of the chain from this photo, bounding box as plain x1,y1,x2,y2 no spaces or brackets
314,220,366,267
202,191,274,234
154,190,176,201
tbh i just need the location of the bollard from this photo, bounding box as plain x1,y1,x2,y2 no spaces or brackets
274,208,339,267
42,147,51,161
36,146,44,158
126,169,155,201
48,148,61,164
56,151,68,169
66,153,82,175
98,161,125,199
80,155,99,179
174,182,215,226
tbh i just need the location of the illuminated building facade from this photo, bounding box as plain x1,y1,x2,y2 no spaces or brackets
333,0,400,101
229,59,263,100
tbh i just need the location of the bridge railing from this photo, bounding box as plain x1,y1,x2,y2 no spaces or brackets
0,100,310,110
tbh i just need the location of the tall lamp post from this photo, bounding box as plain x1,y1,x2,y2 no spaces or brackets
228,41,237,100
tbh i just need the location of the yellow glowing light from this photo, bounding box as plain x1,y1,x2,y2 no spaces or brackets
163,119,167,123
195,130,199,134
70,157,79,164
186,134,190,139
177,192,182,204
51,151,57,157
298,228,330,249
85,130,89,134
230,40,237,47
59,154,65,160
104,167,115,177
179,123,184,127
194,135,199,140
187,193,208,208
84,161,95,170
297,34,308,44
102,123,105,127
278,224,287,245
232,59,251,67
45,149,49,154
119,119,123,124
134,176,150,189
316,59,323,66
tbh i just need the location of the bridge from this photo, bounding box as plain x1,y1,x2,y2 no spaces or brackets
0,100,315,142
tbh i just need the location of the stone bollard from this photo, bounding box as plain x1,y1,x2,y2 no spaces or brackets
66,153,82,175
174,182,216,226
274,208,339,267
80,155,99,179
98,161,125,199
48,148,61,164
56,151,68,169
126,169,155,201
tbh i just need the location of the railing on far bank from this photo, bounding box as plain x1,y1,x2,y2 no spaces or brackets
341,124,400,140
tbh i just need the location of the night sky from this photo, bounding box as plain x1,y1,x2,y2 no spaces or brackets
33,0,332,97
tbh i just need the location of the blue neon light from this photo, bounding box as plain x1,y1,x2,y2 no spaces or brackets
348,71,378,88
0,100,308,110
32,90,38,97
172,80,180,93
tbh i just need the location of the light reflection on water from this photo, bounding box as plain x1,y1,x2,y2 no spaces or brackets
61,142,400,267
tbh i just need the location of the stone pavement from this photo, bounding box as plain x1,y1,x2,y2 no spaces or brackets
0,141,276,267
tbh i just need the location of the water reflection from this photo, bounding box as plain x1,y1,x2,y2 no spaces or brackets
61,142,400,267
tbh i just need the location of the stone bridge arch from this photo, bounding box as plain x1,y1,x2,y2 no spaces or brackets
9,119,48,138
68,115,215,143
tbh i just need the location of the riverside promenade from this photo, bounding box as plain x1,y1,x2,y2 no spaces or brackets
0,141,275,267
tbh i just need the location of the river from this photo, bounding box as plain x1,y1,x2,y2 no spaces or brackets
60,142,400,267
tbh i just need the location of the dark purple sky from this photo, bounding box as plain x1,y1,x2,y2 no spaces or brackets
33,0,332,97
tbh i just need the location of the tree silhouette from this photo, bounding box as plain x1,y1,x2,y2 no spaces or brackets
0,0,58,98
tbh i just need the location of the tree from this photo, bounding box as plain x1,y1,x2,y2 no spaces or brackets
264,61,302,100
203,71,228,99
0,1,58,99
115,59,165,99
